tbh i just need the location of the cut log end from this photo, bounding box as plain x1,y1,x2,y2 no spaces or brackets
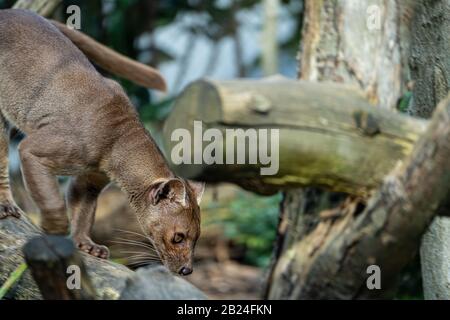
23,235,96,300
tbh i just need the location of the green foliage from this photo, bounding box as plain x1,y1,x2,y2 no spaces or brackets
139,97,177,123
0,0,14,9
395,256,424,300
223,192,281,267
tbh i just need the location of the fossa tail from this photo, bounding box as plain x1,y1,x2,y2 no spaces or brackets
52,21,167,92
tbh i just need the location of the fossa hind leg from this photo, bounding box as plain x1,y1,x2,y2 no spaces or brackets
0,114,22,219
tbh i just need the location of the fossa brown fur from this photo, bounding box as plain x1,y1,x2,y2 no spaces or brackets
0,9,204,275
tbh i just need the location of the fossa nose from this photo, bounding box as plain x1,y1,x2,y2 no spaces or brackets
179,266,193,276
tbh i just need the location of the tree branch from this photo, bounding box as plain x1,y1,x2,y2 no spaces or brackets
163,78,427,196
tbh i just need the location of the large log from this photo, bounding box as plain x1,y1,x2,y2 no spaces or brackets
0,214,206,300
163,78,427,196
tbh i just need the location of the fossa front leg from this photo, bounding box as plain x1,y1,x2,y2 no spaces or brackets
0,115,22,219
67,173,110,259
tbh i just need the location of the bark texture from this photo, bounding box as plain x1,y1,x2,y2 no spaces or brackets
266,0,419,299
299,0,416,109
408,0,450,300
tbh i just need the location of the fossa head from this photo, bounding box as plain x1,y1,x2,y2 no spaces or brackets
136,178,204,275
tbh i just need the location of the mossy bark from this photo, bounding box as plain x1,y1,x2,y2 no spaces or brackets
164,78,427,196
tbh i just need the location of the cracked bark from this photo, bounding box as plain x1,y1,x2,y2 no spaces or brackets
408,0,450,300
265,0,424,299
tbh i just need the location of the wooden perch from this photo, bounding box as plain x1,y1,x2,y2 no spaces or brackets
0,214,206,300
23,235,96,300
163,78,428,196
266,94,450,299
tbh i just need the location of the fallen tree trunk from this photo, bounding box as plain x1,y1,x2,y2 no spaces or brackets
163,78,427,196
0,214,206,300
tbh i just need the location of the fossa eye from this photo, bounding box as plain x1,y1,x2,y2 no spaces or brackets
173,233,185,244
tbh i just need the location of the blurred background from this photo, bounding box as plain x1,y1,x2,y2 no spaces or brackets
0,0,303,299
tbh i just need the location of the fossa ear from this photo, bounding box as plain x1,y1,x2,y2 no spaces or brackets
148,178,186,206
187,180,205,205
